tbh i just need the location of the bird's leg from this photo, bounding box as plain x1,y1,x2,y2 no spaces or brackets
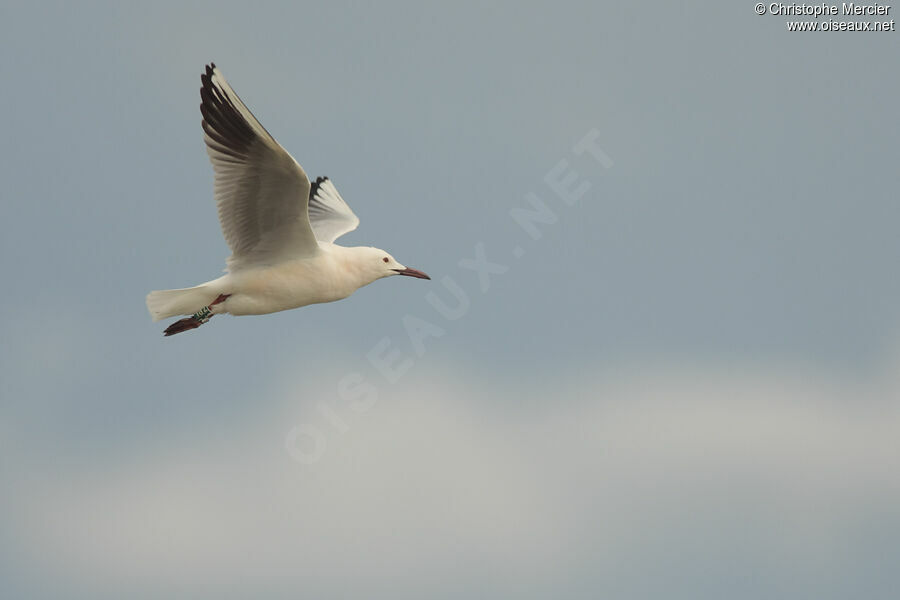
192,293,229,321
192,305,213,324
209,293,230,306
163,294,231,336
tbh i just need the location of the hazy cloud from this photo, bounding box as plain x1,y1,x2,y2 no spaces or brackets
7,361,899,599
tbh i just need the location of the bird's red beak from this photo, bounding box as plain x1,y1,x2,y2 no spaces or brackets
393,267,431,280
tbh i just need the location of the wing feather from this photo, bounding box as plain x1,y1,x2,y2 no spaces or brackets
308,176,360,243
200,63,319,269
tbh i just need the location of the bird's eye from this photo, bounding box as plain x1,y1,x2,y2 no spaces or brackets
383,257,389,263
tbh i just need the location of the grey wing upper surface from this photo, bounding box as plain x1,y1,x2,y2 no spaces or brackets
200,63,320,269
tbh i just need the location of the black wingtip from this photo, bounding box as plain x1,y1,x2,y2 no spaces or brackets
309,176,330,199
199,62,256,154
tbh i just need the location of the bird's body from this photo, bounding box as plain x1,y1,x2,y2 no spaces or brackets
146,64,429,335
217,244,357,316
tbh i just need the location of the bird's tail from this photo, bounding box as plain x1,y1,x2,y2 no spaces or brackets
146,285,219,322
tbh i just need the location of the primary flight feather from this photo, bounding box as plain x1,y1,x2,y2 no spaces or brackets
146,63,429,336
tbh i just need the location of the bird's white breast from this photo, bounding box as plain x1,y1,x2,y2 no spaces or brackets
224,250,358,316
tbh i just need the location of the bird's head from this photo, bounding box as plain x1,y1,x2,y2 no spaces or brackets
356,246,430,283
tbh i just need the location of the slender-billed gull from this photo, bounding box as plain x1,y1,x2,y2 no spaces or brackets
146,63,430,336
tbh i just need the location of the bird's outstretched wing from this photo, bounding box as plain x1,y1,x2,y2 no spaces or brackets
308,176,360,243
200,63,319,269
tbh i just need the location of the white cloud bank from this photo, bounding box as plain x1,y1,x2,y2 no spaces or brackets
6,359,900,599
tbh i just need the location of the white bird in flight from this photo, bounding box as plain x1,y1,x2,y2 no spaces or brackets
146,63,430,336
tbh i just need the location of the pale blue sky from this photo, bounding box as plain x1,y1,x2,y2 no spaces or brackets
2,2,899,598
